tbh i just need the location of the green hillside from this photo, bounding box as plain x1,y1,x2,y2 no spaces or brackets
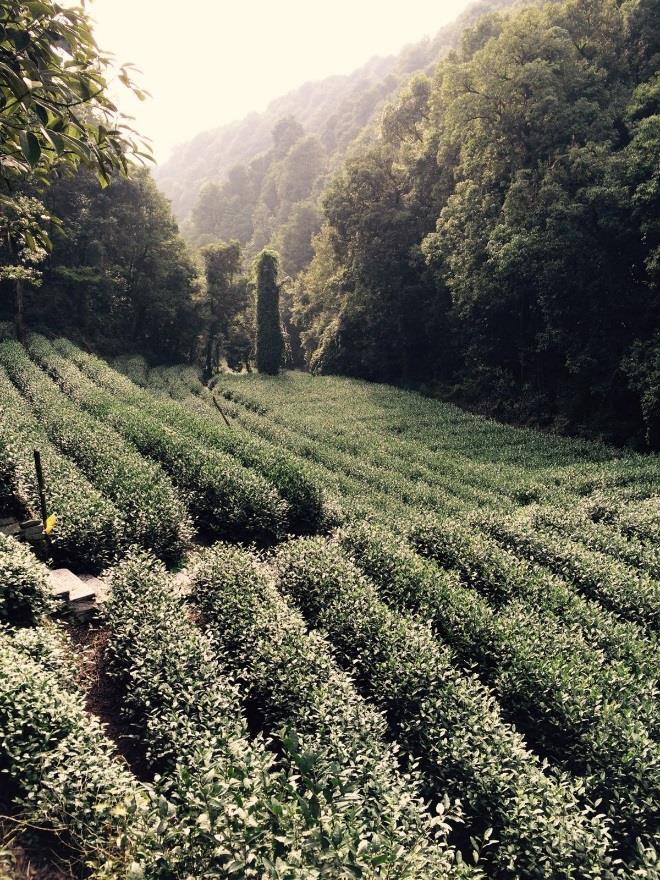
0,1,658,872
2,334,658,877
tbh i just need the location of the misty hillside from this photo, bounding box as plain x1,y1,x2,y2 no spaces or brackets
156,0,515,223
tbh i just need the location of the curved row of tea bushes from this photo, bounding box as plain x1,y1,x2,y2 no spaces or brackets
104,551,466,879
191,542,472,880
219,391,473,517
543,457,660,503
478,513,660,632
408,516,659,682
613,496,660,545
218,384,517,512
0,340,191,562
273,537,616,880
0,628,148,878
214,377,604,508
578,491,660,547
169,398,326,533
0,368,124,571
338,523,660,848
216,372,615,468
214,403,402,523
105,551,314,879
31,338,287,544
528,505,660,578
55,339,327,534
0,533,52,625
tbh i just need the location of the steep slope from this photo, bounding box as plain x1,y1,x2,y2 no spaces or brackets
155,0,515,223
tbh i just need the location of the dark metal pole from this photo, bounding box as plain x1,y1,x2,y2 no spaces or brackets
213,394,232,428
33,449,48,527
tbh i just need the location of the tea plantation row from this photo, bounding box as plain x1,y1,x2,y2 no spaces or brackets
0,337,657,877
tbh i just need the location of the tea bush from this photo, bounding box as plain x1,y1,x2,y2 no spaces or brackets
339,523,660,848
33,338,287,544
0,367,124,570
274,537,616,880
192,542,472,879
0,340,191,562
0,533,53,624
56,338,327,533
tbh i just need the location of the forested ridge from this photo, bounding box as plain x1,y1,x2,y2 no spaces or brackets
289,0,659,447
168,0,658,447
1,3,659,876
156,0,515,223
2,0,659,448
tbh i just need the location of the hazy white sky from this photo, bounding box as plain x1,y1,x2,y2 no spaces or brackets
83,0,472,163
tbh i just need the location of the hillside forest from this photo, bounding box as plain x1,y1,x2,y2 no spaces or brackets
1,2,660,877
1,0,659,448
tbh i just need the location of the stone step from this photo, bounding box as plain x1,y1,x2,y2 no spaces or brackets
48,568,79,601
47,568,110,622
0,522,20,538
68,584,98,605
70,599,98,623
78,574,109,604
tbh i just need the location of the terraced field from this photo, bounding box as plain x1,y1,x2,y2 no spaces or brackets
1,335,658,879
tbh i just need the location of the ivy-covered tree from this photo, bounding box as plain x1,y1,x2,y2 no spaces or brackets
255,249,283,374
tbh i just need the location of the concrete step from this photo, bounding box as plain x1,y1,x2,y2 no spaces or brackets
47,568,110,623
48,568,79,601
68,584,97,605
70,599,98,623
78,574,109,604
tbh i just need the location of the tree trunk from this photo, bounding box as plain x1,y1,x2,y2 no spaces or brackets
15,277,25,343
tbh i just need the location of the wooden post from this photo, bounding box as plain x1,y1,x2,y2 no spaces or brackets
213,394,232,428
33,449,48,527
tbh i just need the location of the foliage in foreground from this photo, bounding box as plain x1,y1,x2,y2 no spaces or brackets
0,533,52,625
0,627,147,877
275,536,618,879
105,549,468,878
192,541,472,879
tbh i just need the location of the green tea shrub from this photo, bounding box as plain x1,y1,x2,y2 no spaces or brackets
0,340,191,562
0,367,124,570
191,542,471,879
0,533,52,624
275,537,616,880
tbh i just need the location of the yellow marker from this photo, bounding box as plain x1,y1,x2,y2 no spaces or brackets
45,513,57,534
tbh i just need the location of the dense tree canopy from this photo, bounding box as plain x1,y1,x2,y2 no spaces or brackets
291,0,660,447
0,168,200,360
200,239,251,376
0,0,150,341
0,0,147,187
2,0,657,449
